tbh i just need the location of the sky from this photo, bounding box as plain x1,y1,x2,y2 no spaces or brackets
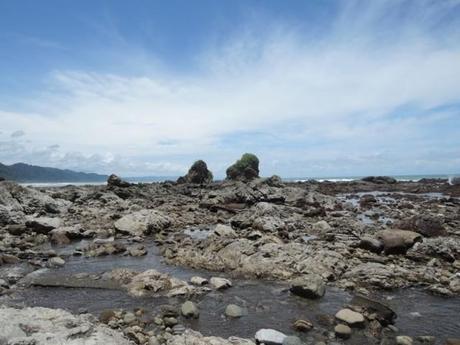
1,0,460,178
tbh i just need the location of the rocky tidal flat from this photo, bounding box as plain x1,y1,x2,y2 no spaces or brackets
1,158,460,345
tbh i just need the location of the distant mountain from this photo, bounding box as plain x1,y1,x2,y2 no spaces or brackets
0,162,108,183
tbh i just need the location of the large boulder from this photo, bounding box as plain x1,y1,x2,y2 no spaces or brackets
177,160,213,184
450,177,460,185
395,215,447,237
26,216,62,234
114,210,172,236
376,229,422,254
226,153,260,181
0,306,132,345
107,174,131,188
290,274,326,299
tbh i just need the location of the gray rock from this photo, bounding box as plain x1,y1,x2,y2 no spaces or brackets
290,274,325,299
181,301,199,319
107,174,131,187
225,304,243,318
376,229,423,255
123,312,136,324
26,217,62,234
334,324,352,339
255,329,286,345
48,257,65,267
396,335,413,345
210,277,232,290
213,224,236,238
335,309,365,327
114,210,171,236
190,276,208,286
226,153,259,181
0,306,132,345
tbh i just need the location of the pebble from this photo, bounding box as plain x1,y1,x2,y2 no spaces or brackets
181,301,199,318
225,304,243,318
334,324,352,339
49,256,65,267
335,308,365,327
293,319,313,332
190,276,208,286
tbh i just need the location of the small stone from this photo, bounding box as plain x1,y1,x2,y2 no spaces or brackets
210,277,232,290
49,256,65,267
163,317,178,327
99,309,116,323
181,301,199,318
396,335,413,345
415,336,435,344
293,319,313,332
123,312,136,324
255,329,287,345
190,276,208,286
334,324,352,339
225,304,243,318
335,308,365,327
148,336,160,345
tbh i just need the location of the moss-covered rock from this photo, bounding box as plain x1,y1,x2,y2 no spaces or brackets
226,153,259,181
177,160,213,184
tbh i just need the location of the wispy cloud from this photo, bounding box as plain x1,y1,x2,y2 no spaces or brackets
1,0,460,176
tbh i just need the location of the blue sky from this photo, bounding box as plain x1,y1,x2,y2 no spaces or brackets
1,0,460,177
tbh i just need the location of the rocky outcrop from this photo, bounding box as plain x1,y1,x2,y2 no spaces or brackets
395,214,447,237
361,176,397,184
107,174,131,188
177,160,213,184
226,153,260,181
0,306,133,345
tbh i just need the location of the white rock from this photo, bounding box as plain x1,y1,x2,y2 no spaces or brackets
114,210,171,236
255,329,287,345
0,306,132,345
190,276,208,286
335,308,365,327
210,277,232,290
49,257,65,267
213,224,236,237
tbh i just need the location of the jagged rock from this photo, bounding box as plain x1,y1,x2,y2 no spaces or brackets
26,217,62,234
0,306,132,345
376,229,423,254
226,153,260,181
362,176,397,184
107,174,131,188
255,329,286,345
395,215,447,237
114,210,172,236
177,160,213,184
335,309,365,327
50,229,71,245
6,224,27,236
290,274,325,299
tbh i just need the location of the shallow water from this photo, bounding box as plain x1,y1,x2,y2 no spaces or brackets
6,241,460,343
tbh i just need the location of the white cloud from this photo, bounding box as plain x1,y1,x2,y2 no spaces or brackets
1,0,460,176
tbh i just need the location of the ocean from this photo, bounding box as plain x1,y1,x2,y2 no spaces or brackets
18,173,459,187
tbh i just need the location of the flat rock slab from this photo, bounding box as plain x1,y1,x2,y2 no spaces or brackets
0,306,132,345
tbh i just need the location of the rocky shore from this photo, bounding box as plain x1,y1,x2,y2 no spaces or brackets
1,157,459,345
